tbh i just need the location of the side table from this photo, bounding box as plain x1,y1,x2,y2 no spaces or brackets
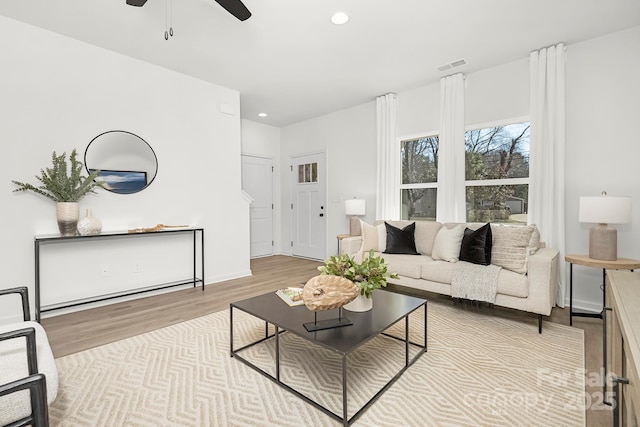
565,254,640,397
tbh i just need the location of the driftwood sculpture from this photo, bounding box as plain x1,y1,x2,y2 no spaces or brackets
128,224,189,233
302,275,359,312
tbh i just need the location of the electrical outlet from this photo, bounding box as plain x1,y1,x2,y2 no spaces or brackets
101,264,109,277
134,263,142,273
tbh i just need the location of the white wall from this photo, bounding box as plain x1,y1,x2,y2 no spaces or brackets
241,119,282,253
0,16,250,321
278,25,640,310
565,26,640,310
280,102,376,258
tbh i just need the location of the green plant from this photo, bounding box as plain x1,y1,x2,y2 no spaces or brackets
318,249,399,298
12,149,105,202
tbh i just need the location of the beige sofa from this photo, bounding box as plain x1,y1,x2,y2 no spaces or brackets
341,220,559,333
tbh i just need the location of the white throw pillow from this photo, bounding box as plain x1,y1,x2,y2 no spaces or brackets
431,224,465,262
359,220,386,252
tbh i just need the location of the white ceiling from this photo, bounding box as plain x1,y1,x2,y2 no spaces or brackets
1,0,639,127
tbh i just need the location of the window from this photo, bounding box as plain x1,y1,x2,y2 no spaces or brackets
464,121,530,223
297,162,318,183
399,135,439,221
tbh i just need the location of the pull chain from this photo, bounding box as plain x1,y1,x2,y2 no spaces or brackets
164,0,174,40
169,0,174,37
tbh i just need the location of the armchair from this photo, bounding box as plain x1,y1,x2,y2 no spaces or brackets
0,287,58,426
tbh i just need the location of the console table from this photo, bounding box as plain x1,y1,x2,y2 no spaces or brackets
34,228,204,321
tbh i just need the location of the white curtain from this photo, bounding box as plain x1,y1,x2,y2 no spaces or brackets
437,73,466,223
376,93,399,220
528,43,567,307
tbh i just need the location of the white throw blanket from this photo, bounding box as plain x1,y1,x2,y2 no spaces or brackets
451,261,502,303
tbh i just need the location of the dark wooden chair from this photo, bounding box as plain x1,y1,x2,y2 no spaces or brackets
0,287,58,427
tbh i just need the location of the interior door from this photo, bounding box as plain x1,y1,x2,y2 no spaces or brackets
291,152,326,260
242,155,273,258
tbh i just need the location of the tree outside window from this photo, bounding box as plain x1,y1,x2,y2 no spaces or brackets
400,135,438,221
465,122,530,223
398,121,529,224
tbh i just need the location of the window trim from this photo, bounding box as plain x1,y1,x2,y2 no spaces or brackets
397,116,531,222
398,129,440,191
464,116,531,223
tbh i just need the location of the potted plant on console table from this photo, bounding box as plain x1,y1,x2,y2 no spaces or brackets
12,149,105,237
318,250,399,312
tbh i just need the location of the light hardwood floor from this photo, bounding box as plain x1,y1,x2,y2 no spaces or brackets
41,255,611,426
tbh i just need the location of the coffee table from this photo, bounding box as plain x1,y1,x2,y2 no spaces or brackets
230,289,427,426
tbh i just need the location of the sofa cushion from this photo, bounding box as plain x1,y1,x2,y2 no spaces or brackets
497,269,529,298
376,252,430,279
383,222,420,255
359,220,386,252
413,221,443,256
420,262,529,298
420,260,454,283
431,224,465,262
490,224,536,274
459,223,492,266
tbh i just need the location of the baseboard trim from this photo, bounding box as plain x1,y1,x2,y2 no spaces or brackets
206,269,252,283
567,298,603,314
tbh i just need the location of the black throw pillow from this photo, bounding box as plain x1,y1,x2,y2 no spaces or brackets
459,223,493,266
383,222,420,255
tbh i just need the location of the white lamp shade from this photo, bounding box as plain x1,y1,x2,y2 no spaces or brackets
579,196,631,224
345,199,366,216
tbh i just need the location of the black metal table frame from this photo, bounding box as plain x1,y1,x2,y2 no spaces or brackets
229,302,427,426
34,228,204,321
569,263,608,398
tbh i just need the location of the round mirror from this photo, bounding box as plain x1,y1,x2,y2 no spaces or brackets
85,130,158,194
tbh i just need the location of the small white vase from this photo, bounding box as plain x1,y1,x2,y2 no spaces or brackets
344,293,373,312
56,202,79,237
77,208,102,236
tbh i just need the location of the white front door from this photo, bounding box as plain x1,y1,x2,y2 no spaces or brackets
291,152,326,260
242,155,273,258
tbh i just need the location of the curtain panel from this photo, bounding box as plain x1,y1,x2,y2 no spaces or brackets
437,73,466,223
528,43,567,307
375,93,399,220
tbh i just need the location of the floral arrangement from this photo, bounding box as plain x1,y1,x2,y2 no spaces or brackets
318,250,399,298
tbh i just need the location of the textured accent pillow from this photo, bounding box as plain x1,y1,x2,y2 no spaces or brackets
431,224,465,263
459,223,493,266
359,220,386,252
383,222,420,255
490,224,536,274
528,225,540,255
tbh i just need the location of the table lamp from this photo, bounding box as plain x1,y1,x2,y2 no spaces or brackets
579,192,631,261
345,198,366,235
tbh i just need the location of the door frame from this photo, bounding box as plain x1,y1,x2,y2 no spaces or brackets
241,154,274,258
290,150,328,260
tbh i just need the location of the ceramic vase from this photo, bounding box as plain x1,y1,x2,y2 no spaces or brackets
77,208,102,236
56,202,79,237
344,293,373,312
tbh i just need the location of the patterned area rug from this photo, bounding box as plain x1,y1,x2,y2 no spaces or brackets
50,301,585,426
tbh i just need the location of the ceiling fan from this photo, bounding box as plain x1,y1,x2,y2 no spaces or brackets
126,0,252,21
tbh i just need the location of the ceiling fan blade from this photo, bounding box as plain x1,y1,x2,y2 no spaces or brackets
126,0,148,6
214,0,252,21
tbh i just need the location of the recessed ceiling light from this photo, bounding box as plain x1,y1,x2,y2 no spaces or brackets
258,113,268,117
331,12,349,25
